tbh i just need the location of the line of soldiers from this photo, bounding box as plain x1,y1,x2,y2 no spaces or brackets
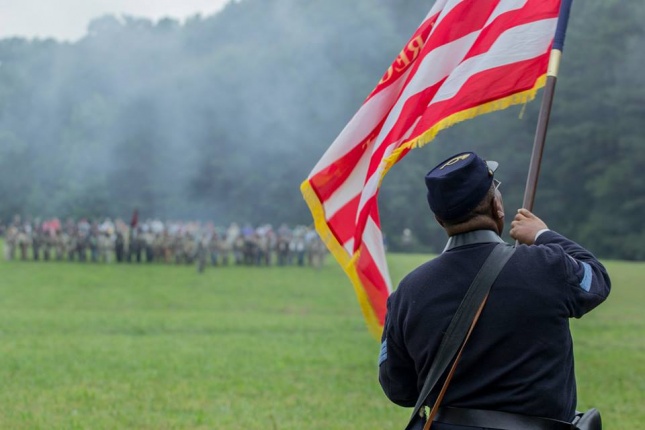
1,216,327,269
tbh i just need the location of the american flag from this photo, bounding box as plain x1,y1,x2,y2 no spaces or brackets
301,0,562,339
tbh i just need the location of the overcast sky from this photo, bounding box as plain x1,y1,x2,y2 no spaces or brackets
0,0,232,41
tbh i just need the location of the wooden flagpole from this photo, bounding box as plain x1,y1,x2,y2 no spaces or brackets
521,0,574,211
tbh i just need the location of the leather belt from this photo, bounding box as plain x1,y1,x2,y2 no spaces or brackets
434,407,576,430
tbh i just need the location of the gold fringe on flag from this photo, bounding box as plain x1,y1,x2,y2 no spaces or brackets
300,181,384,340
384,74,547,172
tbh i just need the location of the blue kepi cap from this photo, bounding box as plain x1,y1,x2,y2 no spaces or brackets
425,152,498,221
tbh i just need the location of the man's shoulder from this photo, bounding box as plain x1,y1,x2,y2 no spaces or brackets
392,255,453,301
400,255,443,282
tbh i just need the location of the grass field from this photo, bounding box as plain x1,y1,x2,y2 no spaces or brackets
0,245,643,429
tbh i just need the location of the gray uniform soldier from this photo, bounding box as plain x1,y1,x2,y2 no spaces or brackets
17,227,29,261
31,220,42,261
4,224,18,260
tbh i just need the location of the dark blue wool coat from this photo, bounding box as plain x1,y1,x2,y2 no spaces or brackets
379,230,611,422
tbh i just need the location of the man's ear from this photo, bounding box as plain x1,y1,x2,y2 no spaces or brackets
492,194,505,221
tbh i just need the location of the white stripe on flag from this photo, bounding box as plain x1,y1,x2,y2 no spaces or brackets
322,149,371,219
377,34,479,143
362,216,393,293
309,68,413,177
357,120,418,217
487,0,530,27
433,19,558,103
435,0,468,29
343,238,354,256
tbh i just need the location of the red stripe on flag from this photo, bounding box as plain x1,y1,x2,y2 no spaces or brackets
414,57,550,131
465,5,560,58
367,78,447,168
327,194,360,247
352,193,380,253
309,138,369,202
355,245,390,325
368,13,439,101
427,0,499,49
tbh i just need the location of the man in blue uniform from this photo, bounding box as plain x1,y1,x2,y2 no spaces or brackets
378,152,610,429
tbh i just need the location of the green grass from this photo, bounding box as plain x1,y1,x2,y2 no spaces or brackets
0,247,642,429
570,260,645,426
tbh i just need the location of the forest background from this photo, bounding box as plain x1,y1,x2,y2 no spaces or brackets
0,0,643,260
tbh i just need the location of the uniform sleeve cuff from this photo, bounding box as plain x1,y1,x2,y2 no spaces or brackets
534,228,550,242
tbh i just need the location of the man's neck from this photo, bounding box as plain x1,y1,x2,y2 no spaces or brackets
444,216,500,237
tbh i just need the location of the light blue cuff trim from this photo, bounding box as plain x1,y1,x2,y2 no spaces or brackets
378,340,387,366
579,261,592,292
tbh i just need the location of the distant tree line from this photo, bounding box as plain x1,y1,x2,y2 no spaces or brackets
0,0,643,259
